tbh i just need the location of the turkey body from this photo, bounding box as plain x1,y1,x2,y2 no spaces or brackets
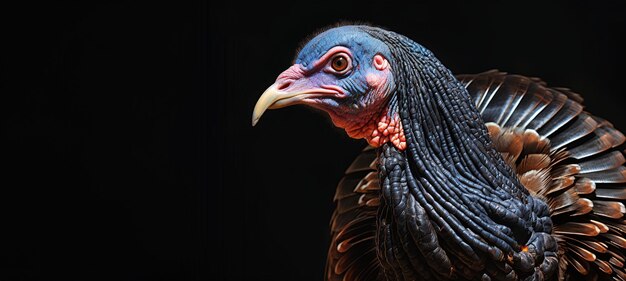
327,71,626,281
251,25,626,281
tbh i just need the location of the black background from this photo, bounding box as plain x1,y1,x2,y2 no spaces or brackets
2,1,626,280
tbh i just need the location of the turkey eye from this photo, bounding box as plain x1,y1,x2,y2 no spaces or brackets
331,55,349,72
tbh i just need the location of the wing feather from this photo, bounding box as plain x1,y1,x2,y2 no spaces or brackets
460,70,626,281
325,147,381,281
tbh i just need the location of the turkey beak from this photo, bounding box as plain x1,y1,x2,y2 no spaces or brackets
252,82,305,126
252,64,343,126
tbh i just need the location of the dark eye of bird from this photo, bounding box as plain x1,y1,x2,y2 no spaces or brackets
331,55,349,72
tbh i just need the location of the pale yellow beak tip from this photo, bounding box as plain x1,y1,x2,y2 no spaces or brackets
251,84,281,127
251,82,308,127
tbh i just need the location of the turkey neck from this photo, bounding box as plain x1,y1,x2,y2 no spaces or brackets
396,60,525,197
365,26,527,198
362,27,554,280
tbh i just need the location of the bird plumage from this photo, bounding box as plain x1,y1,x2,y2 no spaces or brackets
252,24,626,281
327,70,626,281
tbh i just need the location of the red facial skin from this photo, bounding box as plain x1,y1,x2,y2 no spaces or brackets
273,51,406,151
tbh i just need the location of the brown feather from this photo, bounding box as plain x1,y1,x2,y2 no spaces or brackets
563,236,608,254
572,198,594,216
551,195,589,217
353,172,379,193
334,216,374,242
335,195,361,215
610,257,624,268
567,255,590,275
344,149,377,174
590,220,610,234
365,197,380,207
342,259,379,281
519,169,551,195
334,247,376,275
485,122,501,138
555,222,601,236
493,129,524,160
517,154,551,174
547,176,576,195
608,245,626,262
334,175,364,201
613,269,626,281
603,221,626,234
551,149,571,167
602,127,626,148
521,129,540,150
592,201,626,219
522,129,550,155
569,243,597,261
574,178,596,195
551,164,581,179
596,259,614,274
605,234,626,249
550,198,591,217
357,193,378,206
549,186,579,212
337,232,375,253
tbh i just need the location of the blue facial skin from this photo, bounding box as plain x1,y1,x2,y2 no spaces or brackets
294,26,395,114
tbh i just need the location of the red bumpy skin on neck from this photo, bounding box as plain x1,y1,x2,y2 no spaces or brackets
368,111,406,150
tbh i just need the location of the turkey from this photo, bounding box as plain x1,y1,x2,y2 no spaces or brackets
252,25,626,281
